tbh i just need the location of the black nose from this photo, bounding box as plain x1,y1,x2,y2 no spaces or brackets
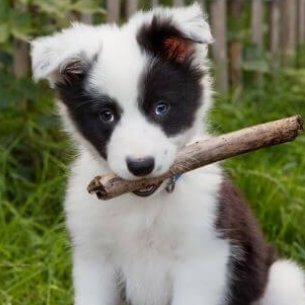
126,157,155,176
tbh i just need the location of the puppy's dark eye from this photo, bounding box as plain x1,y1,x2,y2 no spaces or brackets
99,109,115,123
154,102,170,117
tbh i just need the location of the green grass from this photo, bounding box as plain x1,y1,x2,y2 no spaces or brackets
0,82,73,305
1,71,305,304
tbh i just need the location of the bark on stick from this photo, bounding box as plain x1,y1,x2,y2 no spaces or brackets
88,115,303,201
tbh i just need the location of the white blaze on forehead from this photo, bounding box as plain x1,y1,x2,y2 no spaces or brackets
87,29,147,107
107,112,177,180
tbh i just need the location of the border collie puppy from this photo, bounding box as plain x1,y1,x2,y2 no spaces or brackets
31,3,305,305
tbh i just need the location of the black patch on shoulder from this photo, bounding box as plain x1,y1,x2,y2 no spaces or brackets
136,15,204,136
216,177,277,305
55,68,122,159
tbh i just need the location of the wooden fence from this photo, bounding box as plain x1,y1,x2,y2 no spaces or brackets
13,0,305,93
102,0,305,92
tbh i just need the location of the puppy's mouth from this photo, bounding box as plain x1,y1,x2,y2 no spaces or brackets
132,183,162,197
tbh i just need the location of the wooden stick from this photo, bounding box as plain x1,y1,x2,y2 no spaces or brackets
88,115,303,200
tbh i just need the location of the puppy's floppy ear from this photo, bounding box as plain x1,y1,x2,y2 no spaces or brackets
136,3,212,63
31,23,102,85
163,2,212,45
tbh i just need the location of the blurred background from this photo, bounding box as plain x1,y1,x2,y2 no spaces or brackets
0,1,305,304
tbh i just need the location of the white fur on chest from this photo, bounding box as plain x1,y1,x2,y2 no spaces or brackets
65,152,230,305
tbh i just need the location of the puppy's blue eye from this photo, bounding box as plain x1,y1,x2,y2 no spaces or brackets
99,109,114,123
155,102,170,117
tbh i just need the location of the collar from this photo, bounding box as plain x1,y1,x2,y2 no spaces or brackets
165,173,183,193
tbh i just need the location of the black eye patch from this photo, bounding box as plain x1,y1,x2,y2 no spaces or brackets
55,76,122,159
138,58,203,136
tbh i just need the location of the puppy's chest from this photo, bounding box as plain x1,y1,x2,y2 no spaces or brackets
118,253,172,305
102,204,182,305
93,186,220,259
103,204,184,259
103,197,223,305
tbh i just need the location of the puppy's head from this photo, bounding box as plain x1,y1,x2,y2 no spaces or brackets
31,3,213,180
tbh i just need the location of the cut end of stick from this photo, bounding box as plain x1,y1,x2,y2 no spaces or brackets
87,176,107,199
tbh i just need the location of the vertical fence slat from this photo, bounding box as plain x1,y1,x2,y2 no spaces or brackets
282,0,297,66
173,0,184,7
211,0,228,93
13,2,29,79
80,13,93,24
251,0,264,81
151,0,159,7
127,0,138,18
13,39,29,79
303,0,305,43
252,0,264,47
107,0,120,23
228,0,244,88
269,0,281,66
297,0,305,44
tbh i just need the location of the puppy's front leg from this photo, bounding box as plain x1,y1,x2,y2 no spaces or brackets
172,259,227,305
73,250,120,305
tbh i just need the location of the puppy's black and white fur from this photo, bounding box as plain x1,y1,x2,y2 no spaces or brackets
31,4,305,305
